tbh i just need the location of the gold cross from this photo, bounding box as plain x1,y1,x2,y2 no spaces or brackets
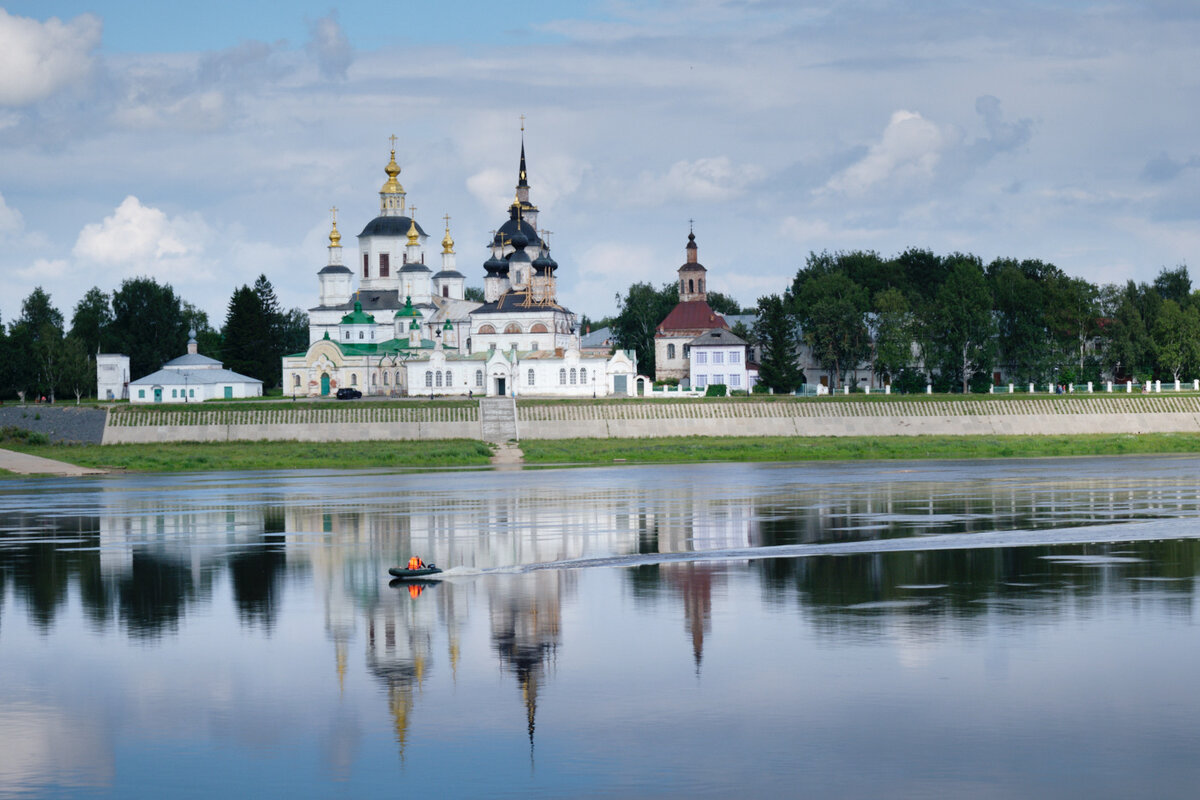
443,213,451,229
330,206,338,223
409,204,417,221
389,134,398,151
520,114,525,132
540,229,553,245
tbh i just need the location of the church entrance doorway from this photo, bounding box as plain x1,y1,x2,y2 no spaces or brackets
495,377,506,396
613,375,627,395
153,388,162,403
320,373,330,395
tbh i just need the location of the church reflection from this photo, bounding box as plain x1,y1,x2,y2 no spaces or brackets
3,469,1200,766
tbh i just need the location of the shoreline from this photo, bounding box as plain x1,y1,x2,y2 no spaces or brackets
4,432,1200,474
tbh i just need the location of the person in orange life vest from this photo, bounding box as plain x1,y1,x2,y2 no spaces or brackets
407,555,425,570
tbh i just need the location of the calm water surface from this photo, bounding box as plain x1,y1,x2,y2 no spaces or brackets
4,456,1200,798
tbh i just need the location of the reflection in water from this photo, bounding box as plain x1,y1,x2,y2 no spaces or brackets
3,458,1200,795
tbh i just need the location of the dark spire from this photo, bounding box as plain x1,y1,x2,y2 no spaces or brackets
518,138,529,189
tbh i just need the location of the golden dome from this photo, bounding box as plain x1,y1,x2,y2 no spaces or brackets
381,147,405,195
329,220,341,247
407,216,420,246
442,225,455,254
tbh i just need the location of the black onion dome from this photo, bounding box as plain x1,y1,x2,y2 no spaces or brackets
493,218,541,248
398,261,431,273
532,251,553,274
509,249,532,263
510,230,529,249
319,264,353,275
484,254,508,275
358,216,428,238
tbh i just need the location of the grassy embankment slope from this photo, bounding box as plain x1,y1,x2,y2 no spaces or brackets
5,394,1200,472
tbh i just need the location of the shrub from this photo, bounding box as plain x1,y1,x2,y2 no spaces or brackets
0,426,49,445
752,383,770,394
705,384,728,397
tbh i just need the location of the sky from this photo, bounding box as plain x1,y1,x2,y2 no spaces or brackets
0,1,1198,329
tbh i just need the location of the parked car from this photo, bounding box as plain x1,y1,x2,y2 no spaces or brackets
336,388,362,399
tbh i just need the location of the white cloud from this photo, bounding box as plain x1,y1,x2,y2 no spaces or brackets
0,191,23,236
15,258,69,280
0,9,100,106
635,157,764,205
73,196,211,278
307,13,353,80
824,110,957,197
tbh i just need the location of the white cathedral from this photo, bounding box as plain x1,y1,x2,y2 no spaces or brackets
282,138,637,398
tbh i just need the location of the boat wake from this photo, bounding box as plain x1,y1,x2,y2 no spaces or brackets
499,517,1200,574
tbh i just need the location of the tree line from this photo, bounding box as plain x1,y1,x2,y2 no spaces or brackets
608,248,1199,394
0,275,308,401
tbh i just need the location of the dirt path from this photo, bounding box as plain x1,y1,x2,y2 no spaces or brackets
490,442,524,469
0,448,107,476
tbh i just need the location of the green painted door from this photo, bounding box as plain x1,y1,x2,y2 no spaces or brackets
224,386,233,399
614,375,627,394
153,388,162,403
320,373,330,395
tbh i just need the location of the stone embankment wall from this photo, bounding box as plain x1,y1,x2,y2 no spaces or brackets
89,396,1200,443
102,406,479,444
518,397,1200,438
0,406,107,443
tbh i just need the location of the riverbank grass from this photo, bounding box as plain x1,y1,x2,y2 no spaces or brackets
519,433,1200,465
3,439,494,472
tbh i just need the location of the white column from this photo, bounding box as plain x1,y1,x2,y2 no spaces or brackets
1126,381,1132,393
926,384,932,395
1175,379,1181,392
1008,383,1014,394
1087,382,1093,392
1155,380,1162,392
885,385,891,395
1028,383,1035,393
1106,381,1112,392
865,386,871,395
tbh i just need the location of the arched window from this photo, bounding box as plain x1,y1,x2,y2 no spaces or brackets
436,371,443,387
504,323,522,334
570,368,577,385
371,373,377,385
667,343,676,360
444,370,452,386
688,278,694,293
350,374,358,386
580,367,587,383
363,253,369,278
559,368,566,385
478,324,496,334
395,370,402,386
531,323,548,333
293,374,300,387
475,370,484,387
527,368,535,386
425,371,433,387
699,278,704,293
383,372,389,385
358,331,364,340
344,331,350,340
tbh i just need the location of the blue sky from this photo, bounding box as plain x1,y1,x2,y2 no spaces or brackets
1,1,1198,328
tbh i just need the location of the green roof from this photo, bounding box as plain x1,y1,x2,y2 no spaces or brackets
394,295,421,318
341,300,376,325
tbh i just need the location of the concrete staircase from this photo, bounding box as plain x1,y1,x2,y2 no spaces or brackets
479,398,519,443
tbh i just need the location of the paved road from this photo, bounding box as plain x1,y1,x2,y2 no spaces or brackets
0,448,106,476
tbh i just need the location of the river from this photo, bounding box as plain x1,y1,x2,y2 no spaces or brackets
3,456,1200,798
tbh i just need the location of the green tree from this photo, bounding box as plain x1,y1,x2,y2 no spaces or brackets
69,287,113,355
754,294,802,392
792,270,870,389
706,290,742,316
872,288,913,384
612,281,678,376
222,285,274,386
57,335,94,402
926,255,995,393
464,286,485,302
1153,265,1191,306
1152,299,1200,382
9,288,65,400
110,278,188,378
181,301,223,360
989,259,1050,383
279,308,310,355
